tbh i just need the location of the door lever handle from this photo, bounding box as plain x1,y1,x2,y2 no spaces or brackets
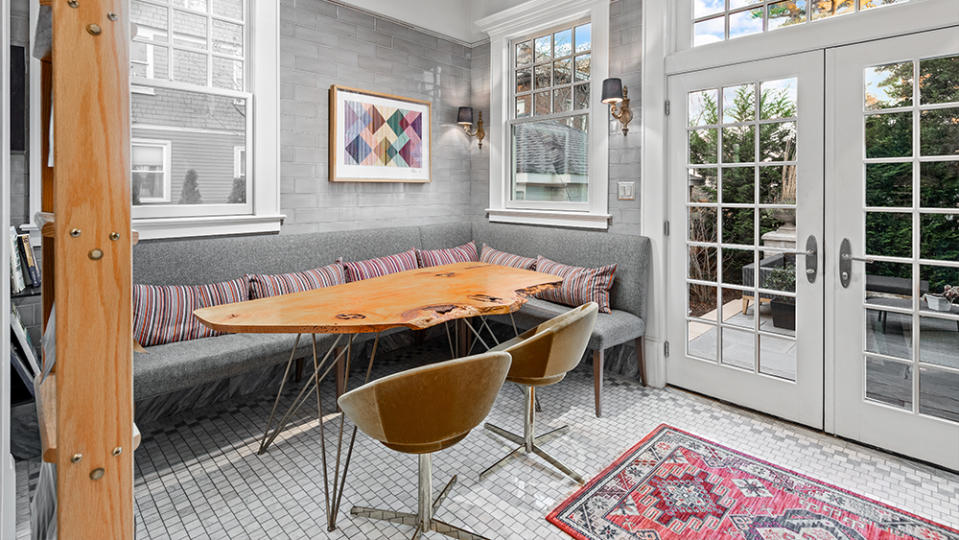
839,238,872,288
840,252,875,264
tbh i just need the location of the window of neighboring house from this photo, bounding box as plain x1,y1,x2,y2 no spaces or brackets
233,146,246,179
692,0,915,47
480,0,610,229
132,139,172,203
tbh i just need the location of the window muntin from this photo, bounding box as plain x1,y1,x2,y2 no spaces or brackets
509,22,592,206
693,0,915,47
132,139,172,203
129,0,252,218
685,77,801,380
859,54,959,422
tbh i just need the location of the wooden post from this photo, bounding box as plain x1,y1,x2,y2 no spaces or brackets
51,0,134,537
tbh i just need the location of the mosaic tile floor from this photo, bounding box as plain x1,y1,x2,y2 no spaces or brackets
15,340,959,539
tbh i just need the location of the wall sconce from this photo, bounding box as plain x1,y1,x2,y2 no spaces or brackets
602,78,632,136
457,107,485,149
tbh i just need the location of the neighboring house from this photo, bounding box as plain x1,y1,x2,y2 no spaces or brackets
131,86,246,205
512,120,588,202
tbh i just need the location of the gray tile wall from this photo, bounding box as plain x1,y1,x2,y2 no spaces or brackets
606,0,643,235
467,0,644,235
7,0,644,238
278,0,475,234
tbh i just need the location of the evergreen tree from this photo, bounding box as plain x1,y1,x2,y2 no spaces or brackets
227,176,246,204
179,169,203,204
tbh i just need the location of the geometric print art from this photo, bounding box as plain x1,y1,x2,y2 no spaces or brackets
548,425,959,540
343,100,422,168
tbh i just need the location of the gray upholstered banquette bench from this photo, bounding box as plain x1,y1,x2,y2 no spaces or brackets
132,221,651,419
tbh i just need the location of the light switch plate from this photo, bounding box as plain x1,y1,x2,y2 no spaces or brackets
617,182,635,200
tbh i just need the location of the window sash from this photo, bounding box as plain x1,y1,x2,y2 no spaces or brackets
507,19,592,211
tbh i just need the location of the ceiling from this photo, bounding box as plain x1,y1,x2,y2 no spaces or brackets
335,0,521,45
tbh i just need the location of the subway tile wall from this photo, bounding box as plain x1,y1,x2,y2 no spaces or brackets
278,0,475,233
8,0,645,237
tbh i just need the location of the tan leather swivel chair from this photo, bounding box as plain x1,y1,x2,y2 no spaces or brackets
480,302,598,484
338,351,511,540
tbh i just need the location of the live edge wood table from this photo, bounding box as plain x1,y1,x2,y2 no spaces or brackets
194,262,561,530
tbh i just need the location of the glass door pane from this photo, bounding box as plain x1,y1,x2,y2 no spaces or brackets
828,28,959,470
685,77,800,381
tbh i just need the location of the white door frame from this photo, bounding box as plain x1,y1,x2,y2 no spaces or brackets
2,0,16,535
826,27,959,470
666,51,825,429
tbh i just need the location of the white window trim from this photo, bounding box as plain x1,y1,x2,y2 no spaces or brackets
233,145,246,179
477,0,610,230
132,138,173,203
669,0,957,75
26,0,283,241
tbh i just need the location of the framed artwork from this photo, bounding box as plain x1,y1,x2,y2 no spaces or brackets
329,85,432,183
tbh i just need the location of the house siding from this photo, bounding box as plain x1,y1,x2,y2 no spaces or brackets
133,128,244,205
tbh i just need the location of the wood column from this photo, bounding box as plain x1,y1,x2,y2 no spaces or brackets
51,0,134,537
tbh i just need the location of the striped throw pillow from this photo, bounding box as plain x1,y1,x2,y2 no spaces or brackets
247,263,346,299
132,278,249,347
417,241,479,268
342,248,419,282
480,244,537,270
535,256,617,313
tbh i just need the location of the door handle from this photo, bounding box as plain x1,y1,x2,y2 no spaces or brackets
839,238,873,288
802,235,818,284
773,236,818,282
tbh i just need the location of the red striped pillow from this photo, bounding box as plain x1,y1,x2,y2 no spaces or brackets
480,244,537,270
417,241,479,267
132,278,249,347
341,249,419,282
535,256,617,313
247,263,345,299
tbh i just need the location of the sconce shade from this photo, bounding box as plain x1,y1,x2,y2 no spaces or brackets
601,78,624,104
457,107,474,125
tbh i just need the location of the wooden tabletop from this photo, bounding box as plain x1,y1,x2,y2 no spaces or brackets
194,262,562,334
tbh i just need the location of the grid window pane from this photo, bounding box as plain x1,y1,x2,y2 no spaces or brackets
574,23,591,53
695,0,916,47
510,21,591,206
553,29,572,58
534,35,552,63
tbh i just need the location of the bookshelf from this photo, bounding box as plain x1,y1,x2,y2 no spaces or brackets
33,0,136,537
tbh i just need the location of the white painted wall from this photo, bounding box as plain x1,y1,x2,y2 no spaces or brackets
335,0,478,42
336,0,540,44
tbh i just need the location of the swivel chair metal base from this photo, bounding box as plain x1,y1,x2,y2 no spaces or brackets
351,454,490,540
479,386,584,484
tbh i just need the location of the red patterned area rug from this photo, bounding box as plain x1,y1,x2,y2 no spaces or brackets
547,425,959,540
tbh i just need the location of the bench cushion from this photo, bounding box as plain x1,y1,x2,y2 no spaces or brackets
480,244,536,269
342,248,419,282
504,298,645,351
132,278,249,347
247,263,346,299
535,256,617,313
417,241,478,267
134,333,322,399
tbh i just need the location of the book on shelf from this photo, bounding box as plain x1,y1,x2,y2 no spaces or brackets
17,233,41,287
10,305,40,376
9,226,26,294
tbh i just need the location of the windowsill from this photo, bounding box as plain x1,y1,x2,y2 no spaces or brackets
486,208,610,230
21,214,286,243
133,214,285,240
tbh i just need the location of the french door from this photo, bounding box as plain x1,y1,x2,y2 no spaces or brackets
667,51,826,429
827,28,959,470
